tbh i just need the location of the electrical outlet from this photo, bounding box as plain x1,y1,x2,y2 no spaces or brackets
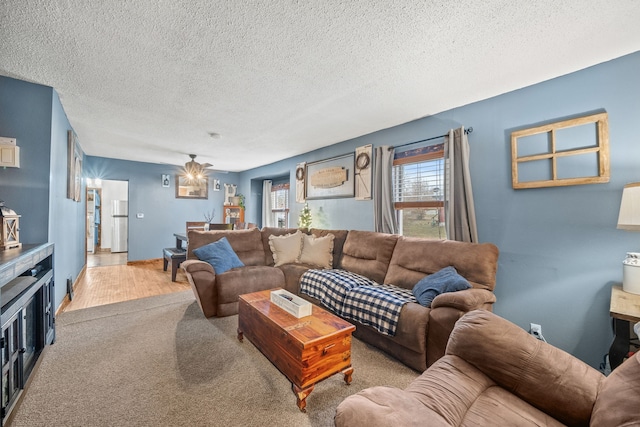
530,323,544,340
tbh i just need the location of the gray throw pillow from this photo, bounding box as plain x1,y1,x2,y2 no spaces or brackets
193,237,244,274
412,266,471,307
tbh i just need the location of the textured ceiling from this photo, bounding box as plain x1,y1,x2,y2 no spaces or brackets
1,1,639,172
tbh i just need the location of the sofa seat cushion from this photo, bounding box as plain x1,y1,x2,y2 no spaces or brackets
215,266,285,307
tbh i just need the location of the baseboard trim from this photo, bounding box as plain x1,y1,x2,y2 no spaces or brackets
127,258,162,266
56,265,87,315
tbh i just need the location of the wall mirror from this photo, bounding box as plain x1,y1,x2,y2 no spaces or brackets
175,176,208,199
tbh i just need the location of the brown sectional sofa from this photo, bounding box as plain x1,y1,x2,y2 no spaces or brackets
182,227,499,371
335,309,640,427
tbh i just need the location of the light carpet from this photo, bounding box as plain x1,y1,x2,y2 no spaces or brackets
10,291,418,427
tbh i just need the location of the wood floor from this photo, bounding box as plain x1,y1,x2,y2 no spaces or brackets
64,254,191,312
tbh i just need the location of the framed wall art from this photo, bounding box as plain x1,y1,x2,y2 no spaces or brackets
305,153,355,200
175,176,208,199
67,130,83,202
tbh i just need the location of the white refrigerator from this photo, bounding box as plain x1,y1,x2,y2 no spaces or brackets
111,200,128,253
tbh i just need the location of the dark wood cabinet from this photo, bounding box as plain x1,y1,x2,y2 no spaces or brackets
0,243,55,424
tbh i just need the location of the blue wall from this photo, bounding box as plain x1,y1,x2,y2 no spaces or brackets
0,77,52,243
239,51,640,368
49,90,86,306
84,156,239,261
0,77,86,310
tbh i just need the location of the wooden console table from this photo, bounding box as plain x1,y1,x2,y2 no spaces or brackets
609,285,640,370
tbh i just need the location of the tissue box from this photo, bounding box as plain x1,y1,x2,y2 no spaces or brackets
270,289,312,318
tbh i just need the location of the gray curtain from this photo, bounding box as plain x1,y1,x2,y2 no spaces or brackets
261,180,273,228
373,145,398,234
444,127,478,242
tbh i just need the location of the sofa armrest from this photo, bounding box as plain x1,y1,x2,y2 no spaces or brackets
431,288,496,312
182,260,218,317
182,259,215,275
335,386,449,427
426,289,495,368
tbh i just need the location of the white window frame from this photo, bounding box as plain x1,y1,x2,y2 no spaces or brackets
271,183,290,228
393,145,446,238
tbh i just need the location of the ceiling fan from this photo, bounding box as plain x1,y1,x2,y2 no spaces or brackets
183,154,212,180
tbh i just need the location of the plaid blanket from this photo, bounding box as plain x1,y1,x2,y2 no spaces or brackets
299,269,375,314
300,269,417,336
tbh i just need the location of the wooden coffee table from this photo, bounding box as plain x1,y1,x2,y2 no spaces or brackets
237,288,355,412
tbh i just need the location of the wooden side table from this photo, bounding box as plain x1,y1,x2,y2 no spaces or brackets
609,285,640,369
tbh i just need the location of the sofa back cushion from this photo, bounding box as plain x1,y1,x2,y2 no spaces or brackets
448,310,602,427
310,228,349,269
340,230,398,284
384,237,499,291
187,228,265,266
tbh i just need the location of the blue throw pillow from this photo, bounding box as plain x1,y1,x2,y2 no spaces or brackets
412,266,471,307
193,237,244,274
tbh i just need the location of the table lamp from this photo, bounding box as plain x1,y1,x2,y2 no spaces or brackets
617,182,640,294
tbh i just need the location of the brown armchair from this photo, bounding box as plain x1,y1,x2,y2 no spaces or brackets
335,310,640,427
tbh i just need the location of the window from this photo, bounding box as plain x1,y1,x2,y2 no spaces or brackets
271,183,290,228
393,144,445,239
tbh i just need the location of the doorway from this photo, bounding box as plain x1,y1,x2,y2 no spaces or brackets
85,179,129,267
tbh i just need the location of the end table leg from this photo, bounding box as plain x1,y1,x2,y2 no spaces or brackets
342,366,354,385
609,318,630,370
292,383,314,413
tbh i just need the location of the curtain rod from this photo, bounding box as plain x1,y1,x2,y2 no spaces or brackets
391,127,473,150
